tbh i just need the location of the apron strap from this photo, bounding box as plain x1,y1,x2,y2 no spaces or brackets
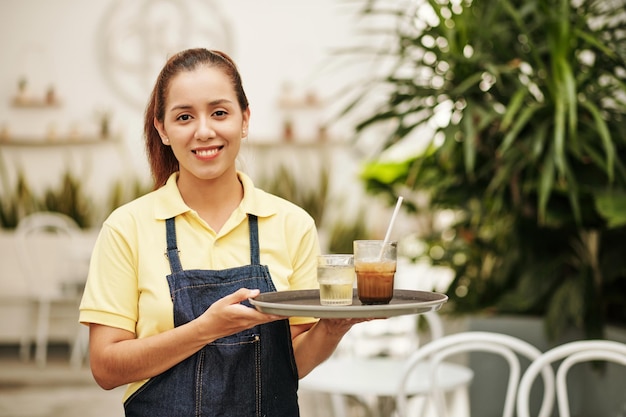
165,217,183,273
248,214,260,265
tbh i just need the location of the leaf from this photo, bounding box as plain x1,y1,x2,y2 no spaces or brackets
450,72,485,96
498,104,541,154
563,164,582,226
462,108,477,176
580,100,615,182
574,29,617,60
500,89,528,132
594,192,626,228
530,122,549,160
558,57,579,151
553,95,567,176
538,148,556,224
360,159,412,185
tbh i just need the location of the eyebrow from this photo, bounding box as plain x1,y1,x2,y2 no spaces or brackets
168,99,234,112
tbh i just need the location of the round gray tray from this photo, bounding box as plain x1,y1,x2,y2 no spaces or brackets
250,289,448,318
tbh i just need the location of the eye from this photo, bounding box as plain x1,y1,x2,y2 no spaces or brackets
213,110,228,118
176,114,192,122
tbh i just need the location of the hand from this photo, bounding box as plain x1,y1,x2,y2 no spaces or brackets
196,288,286,342
317,317,374,337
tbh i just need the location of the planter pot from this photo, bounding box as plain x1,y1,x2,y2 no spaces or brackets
465,315,626,417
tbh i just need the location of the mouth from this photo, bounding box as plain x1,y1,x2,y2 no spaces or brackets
192,146,223,158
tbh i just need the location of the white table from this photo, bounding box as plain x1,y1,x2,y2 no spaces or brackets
300,357,473,417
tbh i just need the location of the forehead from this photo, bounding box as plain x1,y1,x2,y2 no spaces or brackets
166,65,234,101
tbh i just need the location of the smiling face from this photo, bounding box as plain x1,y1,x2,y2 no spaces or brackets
154,65,250,187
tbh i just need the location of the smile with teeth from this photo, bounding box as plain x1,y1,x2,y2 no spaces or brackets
193,146,222,157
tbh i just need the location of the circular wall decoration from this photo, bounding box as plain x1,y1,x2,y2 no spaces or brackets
96,0,234,109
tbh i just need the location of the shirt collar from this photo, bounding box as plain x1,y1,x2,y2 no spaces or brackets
153,171,277,220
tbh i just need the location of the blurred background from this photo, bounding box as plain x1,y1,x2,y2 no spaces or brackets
1,0,626,416
0,1,411,416
0,0,374,217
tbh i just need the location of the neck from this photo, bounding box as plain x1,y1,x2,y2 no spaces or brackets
177,170,244,231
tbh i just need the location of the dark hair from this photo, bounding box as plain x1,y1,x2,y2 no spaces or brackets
144,48,249,188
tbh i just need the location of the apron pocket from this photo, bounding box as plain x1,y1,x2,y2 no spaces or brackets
198,333,261,417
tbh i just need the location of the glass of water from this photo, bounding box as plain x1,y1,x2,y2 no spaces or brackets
317,254,355,306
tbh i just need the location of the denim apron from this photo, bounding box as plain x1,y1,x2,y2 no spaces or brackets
124,215,300,417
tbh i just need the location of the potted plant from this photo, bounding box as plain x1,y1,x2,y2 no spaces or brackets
335,0,626,342
0,163,151,230
255,163,378,253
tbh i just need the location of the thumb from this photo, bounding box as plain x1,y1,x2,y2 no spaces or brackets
225,287,260,304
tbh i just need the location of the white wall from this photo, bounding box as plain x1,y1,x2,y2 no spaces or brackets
0,0,363,188
0,0,390,241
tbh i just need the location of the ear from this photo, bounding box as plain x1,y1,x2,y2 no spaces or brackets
154,117,170,145
241,108,251,137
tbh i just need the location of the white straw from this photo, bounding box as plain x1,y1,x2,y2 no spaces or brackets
379,196,404,259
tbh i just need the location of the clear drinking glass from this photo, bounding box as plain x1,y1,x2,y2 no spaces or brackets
317,254,355,306
353,240,397,305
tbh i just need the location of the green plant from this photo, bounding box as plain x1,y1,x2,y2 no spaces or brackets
0,170,94,229
256,165,376,253
257,164,330,228
327,207,373,254
338,0,626,340
0,172,37,229
106,177,152,217
41,171,94,228
0,165,150,229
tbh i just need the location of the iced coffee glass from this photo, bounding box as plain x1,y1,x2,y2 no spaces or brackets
317,254,355,306
354,240,397,305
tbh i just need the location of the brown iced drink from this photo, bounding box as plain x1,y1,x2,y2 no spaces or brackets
355,260,396,304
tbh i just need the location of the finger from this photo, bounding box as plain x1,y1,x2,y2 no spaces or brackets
221,288,260,305
263,313,289,322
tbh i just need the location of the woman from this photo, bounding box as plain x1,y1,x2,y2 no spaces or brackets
79,48,359,416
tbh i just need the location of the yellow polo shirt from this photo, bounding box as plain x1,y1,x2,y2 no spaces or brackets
79,172,320,397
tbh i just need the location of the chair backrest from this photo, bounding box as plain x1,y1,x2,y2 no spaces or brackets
14,212,82,299
517,339,626,417
395,331,555,417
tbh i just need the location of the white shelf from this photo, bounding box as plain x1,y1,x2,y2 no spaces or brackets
11,98,62,108
0,137,120,147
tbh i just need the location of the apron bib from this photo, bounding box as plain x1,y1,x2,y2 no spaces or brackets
124,215,299,417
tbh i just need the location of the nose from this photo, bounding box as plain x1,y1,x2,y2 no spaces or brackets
194,117,216,140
